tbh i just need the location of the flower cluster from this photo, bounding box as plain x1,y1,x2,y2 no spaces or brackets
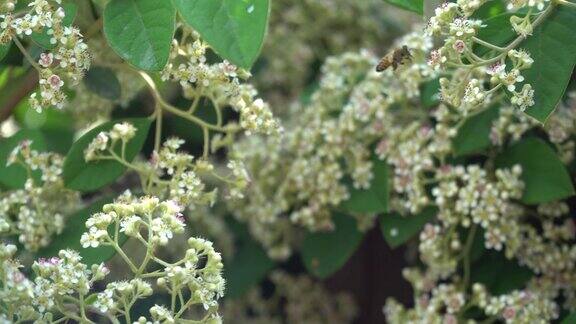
224,271,357,323
0,0,91,112
227,30,435,259
0,141,80,251
384,280,559,323
256,0,415,104
161,28,280,136
0,245,109,322
424,0,550,113
84,121,136,161
0,194,225,322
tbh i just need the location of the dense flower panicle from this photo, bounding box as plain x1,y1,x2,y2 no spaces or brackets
0,0,91,112
227,30,436,259
0,144,80,251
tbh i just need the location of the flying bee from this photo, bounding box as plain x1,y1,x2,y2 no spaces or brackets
375,45,413,72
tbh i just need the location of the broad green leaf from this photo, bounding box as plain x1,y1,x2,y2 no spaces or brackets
340,158,390,214
31,3,77,49
384,0,423,15
452,105,500,156
63,118,152,192
522,7,576,122
0,129,46,189
0,42,11,61
225,220,274,299
561,313,576,324
173,0,270,69
380,206,436,248
470,251,533,295
36,196,127,265
495,137,575,204
84,66,121,100
103,0,176,71
302,213,364,278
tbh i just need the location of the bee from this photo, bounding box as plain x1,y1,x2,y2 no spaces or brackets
375,45,413,72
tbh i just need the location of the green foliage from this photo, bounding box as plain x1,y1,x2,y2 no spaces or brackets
380,206,436,248
339,157,390,214
36,196,127,265
84,66,122,100
32,3,77,49
173,0,270,69
421,78,440,109
103,0,176,71
474,13,514,57
384,0,423,14
477,7,576,122
224,220,275,299
495,137,575,204
523,6,576,122
561,312,576,324
0,129,46,189
302,213,364,278
0,42,10,61
470,251,533,295
452,105,500,157
62,118,152,192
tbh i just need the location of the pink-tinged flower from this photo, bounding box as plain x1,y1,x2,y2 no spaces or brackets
503,306,516,320
486,62,505,76
48,74,64,90
452,40,466,54
39,53,53,67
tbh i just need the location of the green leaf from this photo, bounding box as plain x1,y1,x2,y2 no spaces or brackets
0,42,11,61
452,105,500,157
421,78,440,108
173,0,270,69
495,137,575,204
103,0,176,71
379,206,436,248
0,129,46,189
522,7,576,122
384,0,423,14
302,213,364,278
470,251,533,295
84,66,121,100
224,220,275,299
561,313,576,324
63,118,152,192
36,196,127,265
31,3,77,49
474,13,515,57
339,158,390,214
